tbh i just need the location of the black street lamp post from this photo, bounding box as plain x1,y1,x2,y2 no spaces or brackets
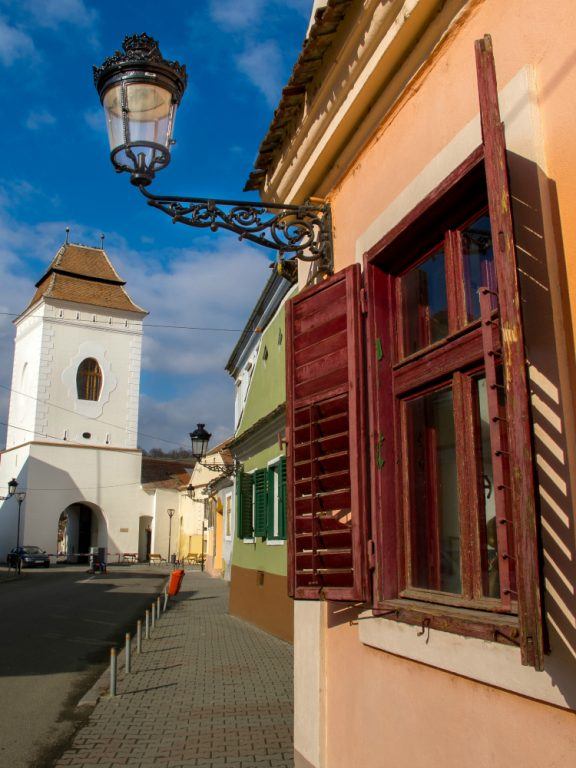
15,492,26,550
166,508,175,564
93,34,333,277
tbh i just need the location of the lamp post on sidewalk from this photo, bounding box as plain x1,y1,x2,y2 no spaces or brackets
167,508,175,564
15,491,26,550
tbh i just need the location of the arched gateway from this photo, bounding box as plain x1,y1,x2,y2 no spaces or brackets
57,503,107,563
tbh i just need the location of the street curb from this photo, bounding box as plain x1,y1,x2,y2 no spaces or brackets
77,577,171,708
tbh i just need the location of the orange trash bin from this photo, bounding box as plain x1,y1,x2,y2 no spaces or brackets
168,569,185,596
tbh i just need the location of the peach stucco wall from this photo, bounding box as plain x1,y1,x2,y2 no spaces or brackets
331,0,576,337
326,620,576,768
321,1,576,765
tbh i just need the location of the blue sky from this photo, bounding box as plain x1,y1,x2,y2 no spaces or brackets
0,0,311,451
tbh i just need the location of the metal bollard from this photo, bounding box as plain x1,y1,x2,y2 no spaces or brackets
110,647,117,697
136,620,142,654
151,602,156,630
145,609,150,640
125,633,131,674
156,595,161,618
163,589,168,612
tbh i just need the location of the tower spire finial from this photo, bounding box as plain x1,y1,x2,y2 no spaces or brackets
100,233,105,249
65,226,70,244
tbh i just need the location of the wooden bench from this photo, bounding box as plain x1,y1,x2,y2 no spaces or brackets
148,553,165,564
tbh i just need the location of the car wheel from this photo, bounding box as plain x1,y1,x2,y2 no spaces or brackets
44,562,50,568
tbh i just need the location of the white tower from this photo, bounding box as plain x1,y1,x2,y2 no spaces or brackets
0,241,150,560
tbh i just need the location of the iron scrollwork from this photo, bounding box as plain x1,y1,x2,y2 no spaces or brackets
139,187,333,275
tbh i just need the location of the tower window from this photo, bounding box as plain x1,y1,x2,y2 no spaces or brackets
76,358,103,401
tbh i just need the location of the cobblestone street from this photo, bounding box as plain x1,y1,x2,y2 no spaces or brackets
53,572,294,768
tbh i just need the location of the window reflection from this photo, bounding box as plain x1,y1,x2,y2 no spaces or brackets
406,387,462,594
462,215,496,322
401,248,448,356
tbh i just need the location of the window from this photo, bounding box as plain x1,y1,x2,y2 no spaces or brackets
76,358,103,401
236,461,287,541
384,206,514,612
285,37,544,668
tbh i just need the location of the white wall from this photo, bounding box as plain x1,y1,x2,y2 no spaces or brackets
6,308,45,448
0,442,153,558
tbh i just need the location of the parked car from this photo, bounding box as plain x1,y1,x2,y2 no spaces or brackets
7,546,50,568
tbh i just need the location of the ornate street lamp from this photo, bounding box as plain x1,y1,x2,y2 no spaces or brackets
1,478,19,501
189,424,238,476
189,424,211,463
93,34,333,276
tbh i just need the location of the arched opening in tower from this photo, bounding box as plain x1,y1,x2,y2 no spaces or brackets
58,503,107,563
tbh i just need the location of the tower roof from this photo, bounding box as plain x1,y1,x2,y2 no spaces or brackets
24,242,147,316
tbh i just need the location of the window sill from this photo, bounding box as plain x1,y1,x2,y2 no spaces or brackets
357,604,569,709
374,598,519,645
242,538,255,544
266,539,286,546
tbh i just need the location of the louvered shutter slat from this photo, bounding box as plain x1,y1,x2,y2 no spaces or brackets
278,457,287,540
253,468,267,538
266,467,276,538
237,471,254,539
286,264,369,601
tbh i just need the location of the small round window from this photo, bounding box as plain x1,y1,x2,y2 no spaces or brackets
76,358,103,401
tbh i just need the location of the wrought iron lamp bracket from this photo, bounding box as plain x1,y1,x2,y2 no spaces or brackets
139,186,333,276
194,458,240,478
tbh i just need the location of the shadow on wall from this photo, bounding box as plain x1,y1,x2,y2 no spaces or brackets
510,151,576,705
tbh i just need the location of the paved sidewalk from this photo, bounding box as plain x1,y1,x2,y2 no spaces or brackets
53,572,294,768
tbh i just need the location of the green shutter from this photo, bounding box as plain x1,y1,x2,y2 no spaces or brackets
253,468,267,538
236,470,254,539
267,466,276,538
278,456,287,539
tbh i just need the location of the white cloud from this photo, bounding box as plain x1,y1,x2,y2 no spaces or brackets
0,16,35,65
22,0,97,29
83,107,104,133
25,109,56,130
209,0,264,31
236,40,284,107
138,385,235,452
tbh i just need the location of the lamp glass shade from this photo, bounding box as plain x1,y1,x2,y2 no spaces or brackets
7,478,18,496
190,424,211,461
103,81,176,164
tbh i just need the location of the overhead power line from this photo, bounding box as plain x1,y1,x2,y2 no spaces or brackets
0,383,188,448
0,311,242,333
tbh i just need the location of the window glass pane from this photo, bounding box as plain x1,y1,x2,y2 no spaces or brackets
462,215,496,322
406,387,461,594
76,358,102,401
401,248,448,356
476,377,500,598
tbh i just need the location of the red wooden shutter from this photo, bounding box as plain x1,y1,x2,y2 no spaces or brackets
476,35,544,668
286,264,369,601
